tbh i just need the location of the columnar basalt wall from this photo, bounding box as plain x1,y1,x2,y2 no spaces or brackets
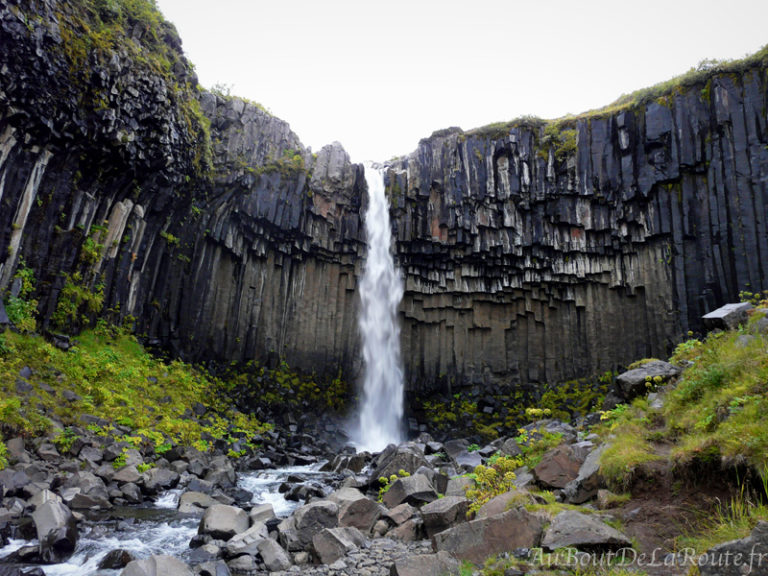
1,0,766,394
386,68,768,390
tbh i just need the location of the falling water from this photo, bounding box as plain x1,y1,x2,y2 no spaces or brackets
354,163,404,451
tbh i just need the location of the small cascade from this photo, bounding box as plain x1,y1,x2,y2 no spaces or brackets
354,163,405,451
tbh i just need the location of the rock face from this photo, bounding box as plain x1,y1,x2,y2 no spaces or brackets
2,1,768,393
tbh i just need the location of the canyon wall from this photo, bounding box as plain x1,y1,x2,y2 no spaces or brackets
1,0,767,393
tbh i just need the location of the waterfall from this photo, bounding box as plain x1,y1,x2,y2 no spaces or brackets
354,163,404,451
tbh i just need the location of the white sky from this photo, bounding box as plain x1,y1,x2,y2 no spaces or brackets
155,0,768,163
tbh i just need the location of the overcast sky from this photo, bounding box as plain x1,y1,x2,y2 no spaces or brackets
155,0,768,163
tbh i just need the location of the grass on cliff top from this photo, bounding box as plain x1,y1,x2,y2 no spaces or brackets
0,323,271,466
466,43,768,141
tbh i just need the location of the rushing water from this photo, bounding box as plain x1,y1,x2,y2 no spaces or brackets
0,464,329,575
0,505,198,576
354,164,405,451
237,463,328,517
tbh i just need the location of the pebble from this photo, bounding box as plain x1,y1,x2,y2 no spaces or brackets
252,539,433,576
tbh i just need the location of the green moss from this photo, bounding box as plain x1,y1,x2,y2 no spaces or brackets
52,272,105,332
0,327,271,453
0,436,7,471
3,259,38,333
47,0,213,179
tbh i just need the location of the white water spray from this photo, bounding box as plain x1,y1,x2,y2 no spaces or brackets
354,163,404,451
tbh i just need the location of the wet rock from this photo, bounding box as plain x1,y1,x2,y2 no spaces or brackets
312,526,366,564
420,496,469,537
382,474,438,508
541,510,632,551
390,551,460,576
120,554,194,576
198,505,249,541
99,549,135,569
32,500,78,564
432,508,546,563
615,360,681,400
179,491,218,514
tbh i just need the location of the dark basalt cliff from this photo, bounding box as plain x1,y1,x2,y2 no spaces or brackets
1,0,767,394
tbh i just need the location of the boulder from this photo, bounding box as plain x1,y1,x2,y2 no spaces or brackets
699,521,768,576
196,561,231,576
382,474,437,508
541,511,632,551
98,549,135,569
198,505,249,540
257,538,292,571
616,360,681,400
390,551,460,576
120,483,142,504
444,476,474,498
120,554,194,576
32,500,78,564
178,491,218,514
499,438,523,458
443,440,482,471
370,444,430,484
533,444,582,489
432,508,546,564
248,503,275,524
385,502,416,526
311,526,366,564
278,500,338,551
224,521,268,557
563,445,607,504
204,457,236,488
388,517,424,542
702,302,753,331
420,496,469,537
61,472,111,509
141,468,180,494
113,465,142,485
28,489,61,510
475,490,532,520
328,487,383,533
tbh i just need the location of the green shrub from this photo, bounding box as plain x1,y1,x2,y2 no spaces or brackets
0,436,7,470
465,454,522,516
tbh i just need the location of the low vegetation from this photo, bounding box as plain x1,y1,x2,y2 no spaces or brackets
597,302,768,553
0,324,271,466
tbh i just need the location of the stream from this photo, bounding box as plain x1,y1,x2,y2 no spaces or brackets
0,464,328,575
